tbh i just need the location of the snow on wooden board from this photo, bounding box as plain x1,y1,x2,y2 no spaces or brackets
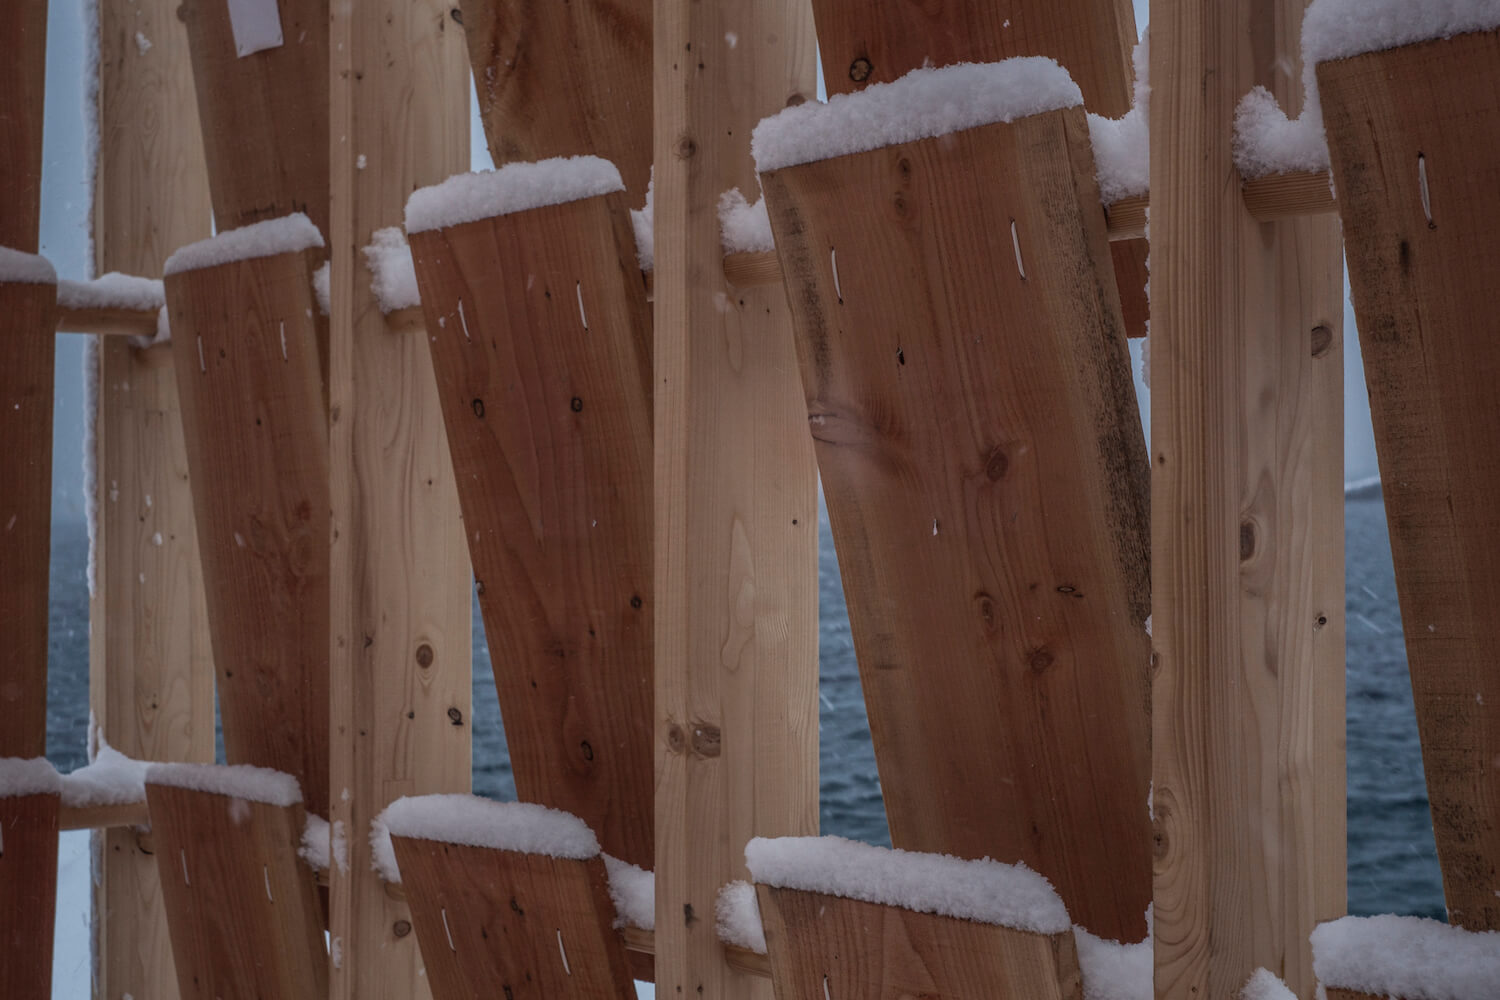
602,854,653,930
0,757,62,798
56,272,165,311
744,835,1071,935
715,880,768,954
371,795,601,883
1311,914,1500,1000
751,58,1083,173
633,179,775,271
361,228,419,313
163,212,324,276
1240,968,1298,1000
0,246,57,285
145,762,302,807
1086,32,1151,204
403,156,624,234
59,744,148,808
1073,923,1152,1000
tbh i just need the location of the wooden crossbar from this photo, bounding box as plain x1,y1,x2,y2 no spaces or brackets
0,791,60,998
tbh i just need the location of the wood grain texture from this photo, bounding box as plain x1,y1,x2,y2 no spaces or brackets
652,0,820,996
166,248,331,820
460,0,652,198
1150,0,1347,992
1243,170,1337,222
0,791,60,999
0,281,57,760
57,304,160,337
0,1,46,251
146,780,327,999
409,194,654,867
1322,990,1384,1000
326,3,472,999
91,1,216,997
761,109,1151,941
391,835,635,999
757,884,1083,1000
1319,29,1500,932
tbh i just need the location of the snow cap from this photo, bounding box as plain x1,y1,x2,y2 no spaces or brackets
1303,0,1500,66
1312,914,1500,1000
745,835,1071,935
602,854,654,930
404,156,625,234
164,213,324,276
59,744,148,809
145,762,303,807
361,228,419,313
377,794,600,860
716,880,768,954
752,58,1083,173
0,246,58,286
0,757,63,798
56,272,165,312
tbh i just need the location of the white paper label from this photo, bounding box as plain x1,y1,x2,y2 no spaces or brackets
226,0,283,58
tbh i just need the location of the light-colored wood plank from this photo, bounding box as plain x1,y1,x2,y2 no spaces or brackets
460,0,652,199
326,2,472,999
390,835,635,999
0,791,60,998
651,0,820,997
57,304,159,337
91,1,216,997
0,280,57,759
1319,28,1500,933
408,194,654,867
166,247,331,820
60,798,151,831
1107,195,1150,241
146,780,327,999
760,108,1151,941
622,925,770,978
757,885,1083,1000
1243,170,1337,222
1150,0,1347,993
0,1,46,252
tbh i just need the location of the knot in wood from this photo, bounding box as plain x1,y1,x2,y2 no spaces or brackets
690,723,721,758
1310,324,1334,358
415,643,434,668
675,134,697,160
1028,646,1054,673
849,57,872,82
393,919,412,938
666,722,686,754
985,447,1009,481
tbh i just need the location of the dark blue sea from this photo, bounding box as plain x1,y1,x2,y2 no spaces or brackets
43,494,1444,921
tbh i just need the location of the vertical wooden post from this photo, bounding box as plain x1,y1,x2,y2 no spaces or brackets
91,1,215,997
1150,0,1346,995
0,0,46,253
326,2,471,998
652,1,820,997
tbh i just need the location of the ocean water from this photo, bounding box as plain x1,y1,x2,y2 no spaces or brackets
43,495,1444,920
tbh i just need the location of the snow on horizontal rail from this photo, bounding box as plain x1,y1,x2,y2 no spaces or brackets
361,228,419,313
0,757,63,798
602,854,654,930
404,155,625,234
1239,969,1297,1000
632,180,776,272
145,762,303,807
716,881,767,954
163,212,324,276
59,744,148,809
371,794,600,883
1086,32,1151,204
744,835,1072,935
1312,914,1500,1000
1074,922,1152,1000
56,272,165,312
0,246,58,285
751,58,1083,173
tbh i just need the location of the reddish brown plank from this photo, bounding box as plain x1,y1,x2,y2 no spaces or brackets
760,108,1151,940
0,789,60,999
0,2,47,252
165,246,330,819
391,835,635,999
1320,29,1500,931
0,278,57,759
408,192,654,868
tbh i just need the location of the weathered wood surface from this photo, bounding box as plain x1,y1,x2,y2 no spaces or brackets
91,1,216,996
326,2,472,999
1320,28,1500,933
0,791,60,999
757,884,1083,1000
809,0,1149,338
760,109,1151,941
409,194,654,868
166,248,331,820
1151,0,1347,991
651,0,820,996
146,781,327,999
0,2,46,252
1322,990,1384,1000
391,835,635,999
460,0,652,198
0,280,57,759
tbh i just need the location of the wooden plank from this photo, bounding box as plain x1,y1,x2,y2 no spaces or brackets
459,0,652,198
0,790,60,999
390,835,635,998
60,798,152,831
757,885,1082,1000
91,1,216,997
1243,170,1337,222
165,247,331,820
0,1,46,251
0,279,57,759
651,0,820,996
760,108,1151,941
326,2,472,998
1150,0,1347,991
1318,28,1500,933
408,194,654,867
57,304,160,337
1322,991,1384,1000
146,780,327,999
621,926,769,978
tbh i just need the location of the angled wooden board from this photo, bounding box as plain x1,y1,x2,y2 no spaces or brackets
459,0,652,197
0,280,57,759
146,781,327,999
756,885,1082,1000
0,791,60,999
0,1,46,251
166,249,331,820
1319,28,1500,932
760,107,1151,941
391,835,636,999
408,193,654,868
